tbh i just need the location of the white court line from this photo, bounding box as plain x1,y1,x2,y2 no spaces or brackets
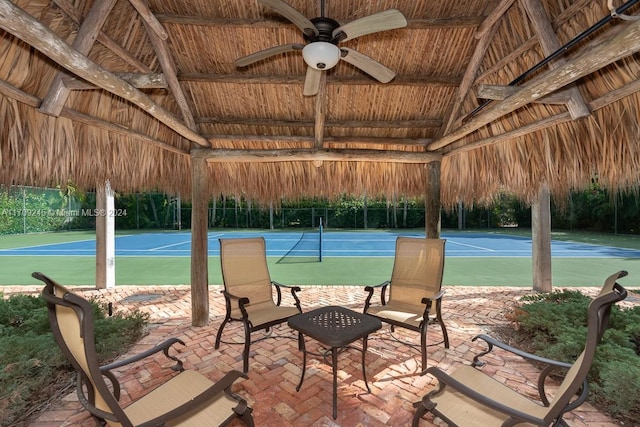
149,240,191,251
447,240,496,252
149,232,226,251
0,238,96,251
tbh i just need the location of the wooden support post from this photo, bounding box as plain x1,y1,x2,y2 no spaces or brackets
96,181,115,289
190,154,209,326
425,162,442,238
532,183,552,292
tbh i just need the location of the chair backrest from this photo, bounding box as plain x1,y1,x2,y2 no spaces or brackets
219,237,275,312
388,237,445,306
36,272,128,427
543,270,628,422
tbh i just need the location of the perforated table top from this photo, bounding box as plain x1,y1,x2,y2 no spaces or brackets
288,305,381,347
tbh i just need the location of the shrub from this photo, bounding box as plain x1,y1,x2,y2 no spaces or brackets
0,293,149,427
510,290,640,424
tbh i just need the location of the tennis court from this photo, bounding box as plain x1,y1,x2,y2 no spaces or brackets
2,230,640,258
2,230,640,287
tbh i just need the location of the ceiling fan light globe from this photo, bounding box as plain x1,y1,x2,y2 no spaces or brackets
302,42,341,70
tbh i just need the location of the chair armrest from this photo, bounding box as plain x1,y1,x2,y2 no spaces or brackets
420,289,444,306
471,334,579,405
100,337,186,373
221,289,251,318
272,281,302,311
471,334,572,369
136,370,250,427
364,281,390,311
422,367,545,425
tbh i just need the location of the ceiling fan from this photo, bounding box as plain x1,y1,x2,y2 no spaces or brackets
235,0,408,96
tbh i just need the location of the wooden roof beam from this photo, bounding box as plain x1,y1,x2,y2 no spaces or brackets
63,73,167,90
0,78,188,156
442,0,516,135
444,74,640,156
179,73,460,87
474,0,517,39
206,135,433,148
475,0,592,83
194,148,441,164
156,15,482,29
197,117,442,128
127,0,168,40
441,7,501,135
136,3,197,130
0,0,209,147
52,0,151,73
429,17,640,151
476,84,570,104
521,0,590,119
40,0,117,117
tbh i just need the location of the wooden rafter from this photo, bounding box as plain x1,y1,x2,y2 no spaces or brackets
156,14,483,29
476,84,570,104
0,0,208,147
0,78,188,155
441,0,510,136
196,117,442,128
63,73,167,90
445,76,640,156
521,0,590,119
179,73,461,87
429,17,640,151
52,0,151,73
194,148,441,164
40,0,118,116
474,0,593,83
135,1,197,130
206,135,433,148
127,0,168,40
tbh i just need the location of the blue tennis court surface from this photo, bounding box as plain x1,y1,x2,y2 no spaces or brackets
2,231,640,258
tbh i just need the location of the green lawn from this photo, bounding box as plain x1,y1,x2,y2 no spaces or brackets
1,229,640,287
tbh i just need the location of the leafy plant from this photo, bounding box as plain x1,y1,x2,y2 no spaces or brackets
509,290,640,424
0,293,149,427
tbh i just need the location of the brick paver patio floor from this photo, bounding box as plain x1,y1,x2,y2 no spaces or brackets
5,284,634,427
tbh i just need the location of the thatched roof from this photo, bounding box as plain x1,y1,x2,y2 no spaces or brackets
1,0,639,209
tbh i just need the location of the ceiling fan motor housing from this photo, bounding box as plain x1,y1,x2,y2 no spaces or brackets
303,17,342,70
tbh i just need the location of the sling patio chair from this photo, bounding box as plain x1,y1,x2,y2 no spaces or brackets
363,236,449,371
35,272,254,427
412,270,629,427
215,236,302,373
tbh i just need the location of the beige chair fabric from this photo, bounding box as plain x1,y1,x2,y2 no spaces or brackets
215,237,302,373
364,237,449,370
412,270,629,427
35,272,254,427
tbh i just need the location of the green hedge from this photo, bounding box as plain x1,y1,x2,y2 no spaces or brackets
511,290,640,423
0,292,149,427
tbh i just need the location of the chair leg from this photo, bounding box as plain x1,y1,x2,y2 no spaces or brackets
412,402,427,427
214,317,230,349
242,320,251,374
420,325,427,372
240,408,255,427
435,298,449,349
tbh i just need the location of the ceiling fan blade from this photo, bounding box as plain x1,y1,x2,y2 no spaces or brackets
235,43,303,67
303,67,322,96
261,0,318,37
332,9,407,42
340,48,395,83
